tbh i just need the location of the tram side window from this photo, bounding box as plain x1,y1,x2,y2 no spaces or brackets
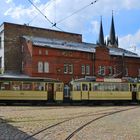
120,83,129,91
82,84,88,91
73,83,81,91
56,83,63,92
11,81,22,90
22,82,33,91
0,82,10,90
34,82,44,91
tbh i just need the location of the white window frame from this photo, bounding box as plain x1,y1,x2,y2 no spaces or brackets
109,66,112,76
45,50,48,55
64,64,68,74
81,65,85,75
38,61,43,73
44,62,49,73
98,66,105,76
39,49,42,55
69,64,73,74
86,65,90,75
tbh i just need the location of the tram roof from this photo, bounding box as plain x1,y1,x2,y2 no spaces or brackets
71,77,139,83
0,74,62,83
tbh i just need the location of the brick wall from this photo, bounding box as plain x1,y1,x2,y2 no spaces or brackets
3,22,82,73
22,41,94,83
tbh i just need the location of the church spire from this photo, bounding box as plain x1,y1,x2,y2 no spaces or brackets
107,11,118,47
98,16,105,46
110,12,116,45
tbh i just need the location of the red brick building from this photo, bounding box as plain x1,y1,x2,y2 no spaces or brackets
0,15,140,83
21,35,95,83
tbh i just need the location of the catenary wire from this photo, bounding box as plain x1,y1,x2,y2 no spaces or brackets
55,0,99,25
27,0,56,25
27,0,53,25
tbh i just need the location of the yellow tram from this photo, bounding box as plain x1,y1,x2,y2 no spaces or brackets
70,77,140,104
137,79,140,100
0,75,63,105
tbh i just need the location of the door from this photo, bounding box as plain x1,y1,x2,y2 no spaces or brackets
48,83,54,102
130,84,137,102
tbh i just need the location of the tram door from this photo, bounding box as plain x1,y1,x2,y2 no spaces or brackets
48,83,54,102
64,85,70,101
130,84,137,102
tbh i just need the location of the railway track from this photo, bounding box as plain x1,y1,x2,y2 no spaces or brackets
65,106,139,140
23,106,138,140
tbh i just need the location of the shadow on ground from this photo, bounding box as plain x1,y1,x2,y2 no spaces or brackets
0,118,37,140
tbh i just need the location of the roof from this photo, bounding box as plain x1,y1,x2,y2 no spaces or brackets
1,22,82,36
22,35,96,53
109,47,139,58
22,35,139,58
0,74,61,82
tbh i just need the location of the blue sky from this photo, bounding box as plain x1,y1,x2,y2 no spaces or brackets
1,0,140,54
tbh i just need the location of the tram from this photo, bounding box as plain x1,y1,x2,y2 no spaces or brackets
0,75,140,105
0,75,63,105
70,77,140,104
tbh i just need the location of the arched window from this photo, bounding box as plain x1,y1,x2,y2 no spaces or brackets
38,61,43,73
44,62,49,73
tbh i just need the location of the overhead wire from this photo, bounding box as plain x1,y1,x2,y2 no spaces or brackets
27,0,98,32
55,0,99,25
27,0,63,31
27,0,55,25
27,0,53,25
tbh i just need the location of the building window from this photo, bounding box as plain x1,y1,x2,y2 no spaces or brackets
81,65,85,74
125,68,128,76
109,66,112,76
44,62,49,73
86,65,90,75
69,64,73,74
98,66,105,76
64,64,68,74
45,50,48,55
39,49,42,55
38,61,43,73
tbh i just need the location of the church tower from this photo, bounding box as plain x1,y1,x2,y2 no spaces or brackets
107,12,118,48
97,17,105,46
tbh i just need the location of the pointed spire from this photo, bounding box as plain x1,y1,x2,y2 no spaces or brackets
110,11,116,45
107,11,119,47
98,16,105,46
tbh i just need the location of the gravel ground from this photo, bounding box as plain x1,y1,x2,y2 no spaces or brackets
0,105,140,140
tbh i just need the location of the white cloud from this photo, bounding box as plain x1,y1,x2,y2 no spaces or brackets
4,5,35,19
119,29,140,55
2,0,140,54
33,0,40,4
5,0,12,4
91,20,100,34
